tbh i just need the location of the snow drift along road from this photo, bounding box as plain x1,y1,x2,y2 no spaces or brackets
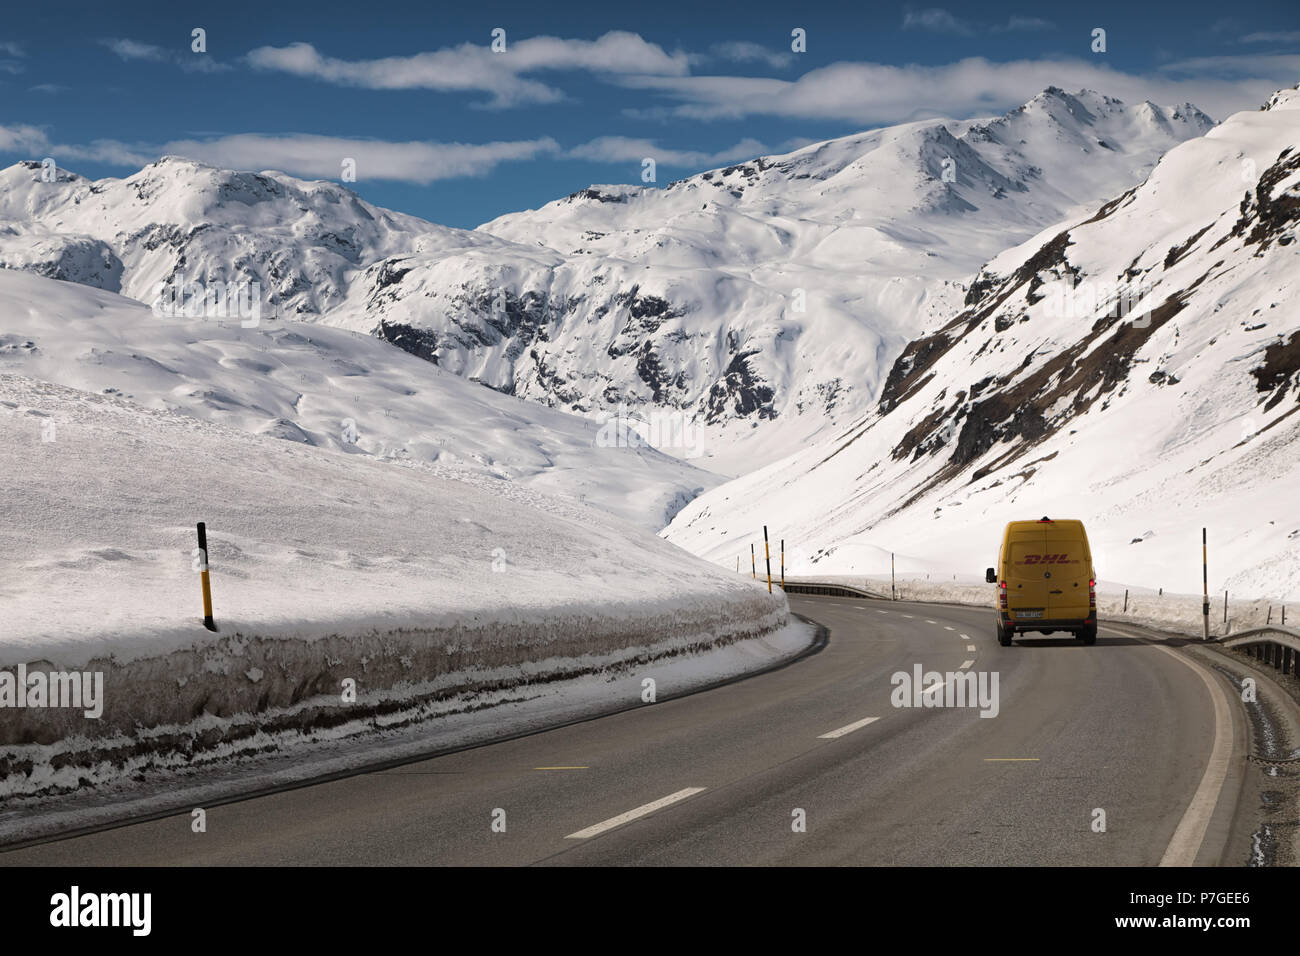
0,374,787,793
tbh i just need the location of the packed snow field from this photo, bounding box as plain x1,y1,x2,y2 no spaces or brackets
667,88,1300,604
0,269,715,531
0,374,790,795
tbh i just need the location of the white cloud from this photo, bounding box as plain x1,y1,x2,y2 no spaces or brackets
0,123,49,153
0,39,23,74
569,136,769,167
56,139,159,167
247,31,689,108
1238,31,1300,44
993,16,1055,33
0,128,561,185
902,10,1054,36
101,37,230,73
157,134,561,183
709,41,794,69
902,7,975,36
614,55,1300,126
103,38,166,62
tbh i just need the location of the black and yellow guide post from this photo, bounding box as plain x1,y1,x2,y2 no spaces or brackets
197,522,217,632
763,525,773,594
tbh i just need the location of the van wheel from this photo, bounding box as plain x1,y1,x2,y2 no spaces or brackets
997,624,1012,646
1079,625,1097,646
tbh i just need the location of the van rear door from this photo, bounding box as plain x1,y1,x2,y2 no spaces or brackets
1045,527,1089,620
1006,527,1048,621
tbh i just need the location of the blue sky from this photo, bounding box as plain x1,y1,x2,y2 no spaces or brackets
2,0,1297,227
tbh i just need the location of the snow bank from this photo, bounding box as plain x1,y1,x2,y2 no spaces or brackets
0,375,790,793
0,620,814,838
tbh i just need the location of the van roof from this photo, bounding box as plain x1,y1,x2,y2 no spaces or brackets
1004,518,1087,532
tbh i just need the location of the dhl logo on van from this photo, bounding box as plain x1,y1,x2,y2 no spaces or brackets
1018,554,1080,565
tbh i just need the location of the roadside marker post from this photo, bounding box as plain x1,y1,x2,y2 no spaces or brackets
751,543,756,580
780,538,785,590
891,552,896,602
1201,528,1210,641
763,526,773,594
196,522,216,632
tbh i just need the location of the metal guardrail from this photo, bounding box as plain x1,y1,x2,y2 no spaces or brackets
777,581,883,599
1220,626,1300,678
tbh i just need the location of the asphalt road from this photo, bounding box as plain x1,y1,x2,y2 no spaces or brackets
1,594,1245,866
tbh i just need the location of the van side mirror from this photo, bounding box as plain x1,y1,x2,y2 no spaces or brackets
985,568,996,584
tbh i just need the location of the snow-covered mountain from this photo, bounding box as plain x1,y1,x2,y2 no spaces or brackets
0,89,1213,476
664,86,1300,601
0,269,716,530
0,156,521,313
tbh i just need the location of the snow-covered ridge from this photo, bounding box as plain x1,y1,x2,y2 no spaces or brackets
664,87,1300,601
0,155,501,314
0,88,1213,474
0,268,715,530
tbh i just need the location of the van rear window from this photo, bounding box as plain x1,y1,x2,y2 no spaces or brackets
1044,539,1085,566
1007,537,1043,577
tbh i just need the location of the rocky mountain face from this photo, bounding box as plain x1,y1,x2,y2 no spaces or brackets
0,89,1213,474
663,86,1300,600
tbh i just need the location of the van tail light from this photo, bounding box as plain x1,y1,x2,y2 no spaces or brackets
999,580,1008,610
1088,578,1096,611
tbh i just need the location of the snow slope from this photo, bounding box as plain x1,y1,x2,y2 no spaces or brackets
0,90,1212,475
0,372,780,666
665,86,1300,602
0,268,716,530
463,89,1214,471
0,374,788,782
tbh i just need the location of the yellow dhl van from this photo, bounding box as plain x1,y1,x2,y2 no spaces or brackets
985,517,1097,646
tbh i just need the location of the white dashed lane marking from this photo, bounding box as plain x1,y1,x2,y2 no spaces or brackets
818,717,880,740
566,788,707,839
